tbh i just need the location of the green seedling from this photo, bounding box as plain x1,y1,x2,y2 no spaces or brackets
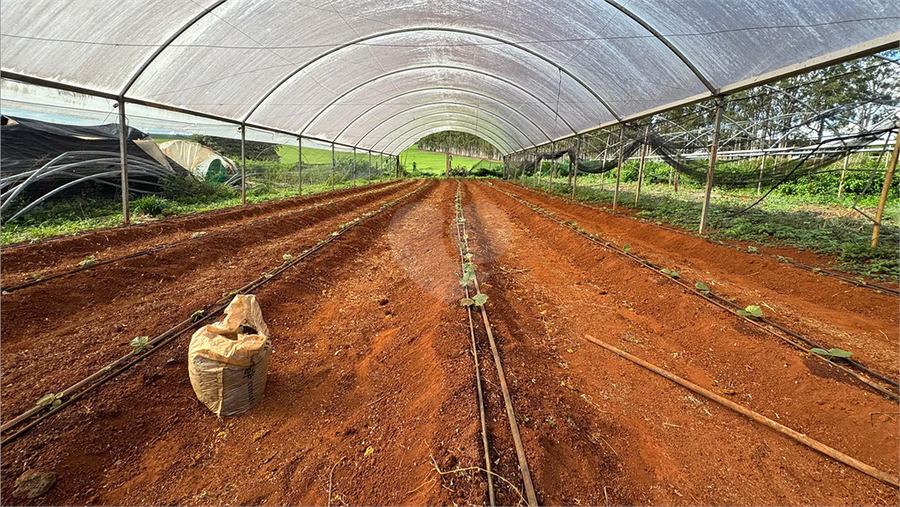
738,305,763,318
78,255,96,268
130,336,152,355
810,347,853,360
36,392,63,409
191,309,205,322
31,273,44,281
191,231,207,238
661,269,680,279
623,245,631,253
460,297,474,307
747,246,759,253
472,293,488,306
282,254,293,263
695,282,710,295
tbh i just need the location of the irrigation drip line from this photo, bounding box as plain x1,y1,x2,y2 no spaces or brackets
512,181,899,296
456,181,538,507
485,182,899,401
454,182,495,507
0,179,396,253
0,181,430,445
584,336,900,489
0,180,407,293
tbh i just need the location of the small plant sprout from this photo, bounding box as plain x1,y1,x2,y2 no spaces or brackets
130,336,152,355
191,231,207,238
661,269,680,279
747,246,759,253
31,273,44,281
78,255,96,268
810,348,853,360
623,245,631,253
695,282,711,294
472,293,488,307
36,392,63,409
191,309,205,322
738,305,763,318
459,263,477,287
282,253,294,263
460,297,474,307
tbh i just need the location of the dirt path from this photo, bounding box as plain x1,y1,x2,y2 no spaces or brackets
464,179,898,505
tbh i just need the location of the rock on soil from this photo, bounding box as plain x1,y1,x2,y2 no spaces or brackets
13,470,57,499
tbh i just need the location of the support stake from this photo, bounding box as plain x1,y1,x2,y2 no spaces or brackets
240,124,246,205
331,143,336,191
117,99,130,225
872,130,899,248
613,124,625,210
837,153,850,199
298,137,303,196
699,98,724,235
635,125,649,206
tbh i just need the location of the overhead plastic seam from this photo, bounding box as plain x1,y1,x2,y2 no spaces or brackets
119,0,229,98
380,117,517,156
377,116,518,154
603,0,716,94
299,65,578,136
241,27,623,126
332,87,553,145
352,102,535,148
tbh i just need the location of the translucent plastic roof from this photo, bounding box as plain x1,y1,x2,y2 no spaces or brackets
2,0,897,155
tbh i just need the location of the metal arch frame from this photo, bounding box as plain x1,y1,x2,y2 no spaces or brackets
377,115,518,155
119,0,229,98
332,86,554,145
242,26,622,125
387,121,513,157
351,101,537,149
298,64,579,136
602,0,716,94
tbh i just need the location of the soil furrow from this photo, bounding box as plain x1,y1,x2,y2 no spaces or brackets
0,181,419,418
463,179,898,505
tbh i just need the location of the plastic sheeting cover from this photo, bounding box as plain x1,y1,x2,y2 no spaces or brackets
1,0,897,155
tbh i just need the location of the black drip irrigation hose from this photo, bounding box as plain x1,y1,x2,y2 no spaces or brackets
484,182,899,402
0,181,408,293
456,181,538,507
509,181,899,297
0,182,430,446
454,182,496,507
0,179,396,253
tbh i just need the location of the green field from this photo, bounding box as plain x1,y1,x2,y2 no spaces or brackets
275,144,498,175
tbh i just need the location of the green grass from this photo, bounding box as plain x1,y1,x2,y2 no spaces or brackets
0,179,371,246
521,172,899,281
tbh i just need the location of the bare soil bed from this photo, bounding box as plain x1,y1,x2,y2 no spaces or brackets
1,179,897,506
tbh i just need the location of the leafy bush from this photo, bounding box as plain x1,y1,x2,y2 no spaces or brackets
132,195,173,217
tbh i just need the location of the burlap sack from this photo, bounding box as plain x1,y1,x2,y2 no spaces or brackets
188,294,271,416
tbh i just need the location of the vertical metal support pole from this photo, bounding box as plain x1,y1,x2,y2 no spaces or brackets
601,135,610,191
613,125,625,210
241,124,247,205
757,152,767,195
699,98,724,235
352,147,357,187
117,99,130,225
871,131,899,248
368,150,373,182
837,153,849,198
396,155,400,178
297,137,303,196
331,143,336,191
571,136,580,199
446,150,451,178
533,152,539,188
635,125,649,206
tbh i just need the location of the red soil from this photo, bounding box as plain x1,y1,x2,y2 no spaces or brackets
0,179,896,506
